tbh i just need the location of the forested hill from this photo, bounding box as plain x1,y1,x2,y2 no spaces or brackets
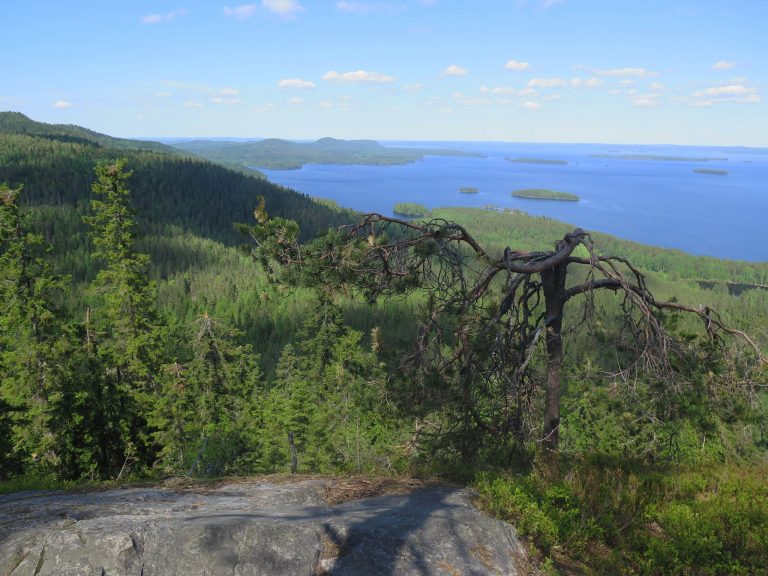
0,112,355,244
172,136,479,170
0,111,176,153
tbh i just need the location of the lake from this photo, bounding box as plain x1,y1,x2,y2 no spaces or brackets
260,142,768,262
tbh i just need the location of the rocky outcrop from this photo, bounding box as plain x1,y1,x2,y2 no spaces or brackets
0,477,533,575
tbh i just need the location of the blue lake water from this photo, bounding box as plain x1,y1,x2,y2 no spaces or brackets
260,142,768,262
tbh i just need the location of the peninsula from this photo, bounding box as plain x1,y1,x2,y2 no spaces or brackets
172,137,480,170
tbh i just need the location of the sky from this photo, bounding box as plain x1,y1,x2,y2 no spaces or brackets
1,1,766,145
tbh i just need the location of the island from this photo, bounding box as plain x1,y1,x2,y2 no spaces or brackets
511,188,579,201
393,202,429,217
172,137,482,170
506,157,568,165
694,168,728,176
459,186,479,194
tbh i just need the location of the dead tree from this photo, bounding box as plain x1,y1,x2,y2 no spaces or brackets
244,209,766,455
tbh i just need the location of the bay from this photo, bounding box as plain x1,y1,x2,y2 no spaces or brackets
260,142,768,262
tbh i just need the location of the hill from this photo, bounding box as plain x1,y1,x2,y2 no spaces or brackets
0,112,355,245
172,136,480,170
0,111,177,153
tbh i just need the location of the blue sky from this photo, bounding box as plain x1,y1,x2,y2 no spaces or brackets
1,1,765,145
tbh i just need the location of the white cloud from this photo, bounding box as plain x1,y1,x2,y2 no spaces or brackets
336,1,377,13
620,79,634,86
141,8,187,24
570,77,582,86
505,59,529,71
689,82,762,105
379,106,401,116
585,77,602,87
220,87,240,95
278,78,316,89
288,97,304,104
223,4,257,19
454,93,494,106
491,86,519,95
541,0,565,7
442,64,468,76
527,77,566,88
518,87,536,96
523,101,542,110
154,91,173,97
595,67,656,78
712,60,736,71
210,97,244,105
695,84,756,97
322,70,395,83
650,82,664,91
402,83,423,91
632,94,660,108
262,0,304,17
52,100,73,109
185,101,204,108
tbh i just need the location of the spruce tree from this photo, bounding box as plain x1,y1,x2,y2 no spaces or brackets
0,184,81,478
83,161,164,477
153,313,261,476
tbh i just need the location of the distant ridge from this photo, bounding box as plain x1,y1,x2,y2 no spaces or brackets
172,136,481,170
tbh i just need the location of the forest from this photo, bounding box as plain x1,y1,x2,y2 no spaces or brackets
1,113,767,575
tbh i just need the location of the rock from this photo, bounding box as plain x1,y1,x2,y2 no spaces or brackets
0,478,533,575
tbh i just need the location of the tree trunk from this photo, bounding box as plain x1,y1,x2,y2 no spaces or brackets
540,261,568,452
288,431,298,474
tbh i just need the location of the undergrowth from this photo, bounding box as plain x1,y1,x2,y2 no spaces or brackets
474,458,768,575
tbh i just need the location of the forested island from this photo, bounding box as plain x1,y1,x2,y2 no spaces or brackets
506,157,568,165
512,188,579,201
694,168,729,175
393,201,429,216
459,186,479,193
172,136,480,170
1,112,767,576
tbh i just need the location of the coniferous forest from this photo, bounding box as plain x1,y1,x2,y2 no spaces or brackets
2,113,767,574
